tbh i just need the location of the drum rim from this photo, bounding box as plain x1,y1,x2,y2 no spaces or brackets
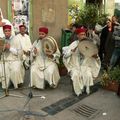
42,36,57,54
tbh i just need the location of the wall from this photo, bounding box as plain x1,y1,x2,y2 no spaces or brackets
0,0,68,46
32,0,68,45
0,0,8,18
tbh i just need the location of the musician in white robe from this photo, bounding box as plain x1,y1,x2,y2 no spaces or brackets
13,25,32,70
31,27,61,89
0,8,15,38
62,27,101,96
0,25,24,89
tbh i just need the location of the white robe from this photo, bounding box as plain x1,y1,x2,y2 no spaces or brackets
0,36,25,89
63,40,101,96
14,33,32,60
31,36,61,89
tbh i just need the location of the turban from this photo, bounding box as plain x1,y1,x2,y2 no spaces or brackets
3,25,11,30
75,27,87,34
19,25,26,29
39,27,48,34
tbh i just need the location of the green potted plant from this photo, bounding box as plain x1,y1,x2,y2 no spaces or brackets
101,66,120,92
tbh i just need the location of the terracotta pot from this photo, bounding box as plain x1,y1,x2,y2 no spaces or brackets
104,80,119,92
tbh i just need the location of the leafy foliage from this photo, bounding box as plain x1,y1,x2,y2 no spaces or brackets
101,66,120,86
68,4,80,23
77,4,99,27
108,66,120,83
101,70,110,86
68,4,109,27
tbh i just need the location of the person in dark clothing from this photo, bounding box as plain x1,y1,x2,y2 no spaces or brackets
99,19,114,69
110,25,120,69
69,23,79,43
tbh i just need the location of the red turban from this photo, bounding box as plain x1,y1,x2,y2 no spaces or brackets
3,25,11,30
39,27,48,34
75,27,87,34
19,25,26,29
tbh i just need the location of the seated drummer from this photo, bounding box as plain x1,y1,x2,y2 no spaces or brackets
62,26,101,96
30,27,61,89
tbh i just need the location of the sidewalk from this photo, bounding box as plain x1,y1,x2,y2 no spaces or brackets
0,74,120,120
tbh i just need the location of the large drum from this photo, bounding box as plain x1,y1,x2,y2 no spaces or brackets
42,36,57,55
78,40,98,57
23,36,57,70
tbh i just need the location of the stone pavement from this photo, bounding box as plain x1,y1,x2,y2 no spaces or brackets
0,72,120,120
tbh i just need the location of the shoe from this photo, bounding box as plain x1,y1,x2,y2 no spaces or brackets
50,84,57,88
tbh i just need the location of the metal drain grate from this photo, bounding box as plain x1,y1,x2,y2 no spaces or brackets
71,104,101,119
42,84,99,115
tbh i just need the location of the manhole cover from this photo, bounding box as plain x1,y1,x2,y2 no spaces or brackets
70,104,101,119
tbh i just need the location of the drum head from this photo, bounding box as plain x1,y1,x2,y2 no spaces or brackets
78,40,98,57
42,36,57,55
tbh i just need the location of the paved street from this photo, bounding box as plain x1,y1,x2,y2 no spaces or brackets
0,72,120,120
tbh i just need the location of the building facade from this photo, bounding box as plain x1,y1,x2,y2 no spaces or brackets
0,0,68,45
0,0,115,45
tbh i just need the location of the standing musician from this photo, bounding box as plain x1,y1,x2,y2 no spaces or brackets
13,25,32,70
62,27,101,96
0,25,24,89
30,27,61,89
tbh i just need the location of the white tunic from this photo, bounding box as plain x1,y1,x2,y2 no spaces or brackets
31,36,61,89
0,36,25,89
14,33,32,60
63,40,101,96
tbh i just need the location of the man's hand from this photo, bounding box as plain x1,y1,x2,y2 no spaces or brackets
4,43,10,51
71,47,77,52
33,47,37,54
23,50,30,56
45,49,53,58
92,54,98,59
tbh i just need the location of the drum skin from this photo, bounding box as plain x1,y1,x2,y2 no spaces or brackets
42,36,57,55
78,40,98,57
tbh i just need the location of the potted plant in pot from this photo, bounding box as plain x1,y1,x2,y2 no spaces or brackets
101,66,120,93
